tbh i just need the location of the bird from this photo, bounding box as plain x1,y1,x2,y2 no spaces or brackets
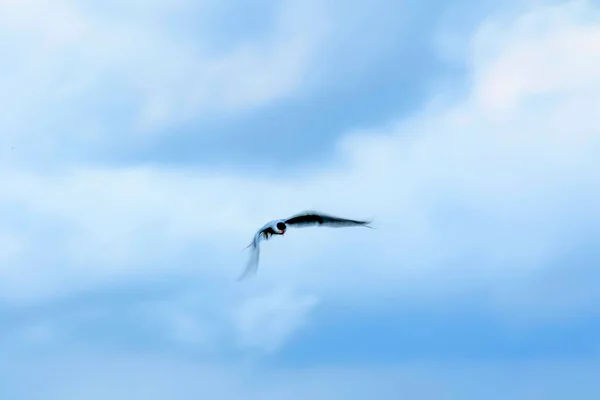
238,210,372,280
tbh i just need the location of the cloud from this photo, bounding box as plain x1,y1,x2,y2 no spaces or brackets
2,0,600,311
233,287,319,352
471,0,600,113
3,3,600,399
1,0,600,363
0,0,327,157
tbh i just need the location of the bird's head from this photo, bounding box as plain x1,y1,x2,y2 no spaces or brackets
276,222,287,234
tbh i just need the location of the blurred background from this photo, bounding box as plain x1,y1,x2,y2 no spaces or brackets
1,0,600,398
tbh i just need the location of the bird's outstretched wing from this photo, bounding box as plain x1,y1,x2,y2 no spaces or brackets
237,226,276,281
284,211,372,228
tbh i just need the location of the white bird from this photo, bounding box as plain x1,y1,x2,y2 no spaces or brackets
238,211,372,280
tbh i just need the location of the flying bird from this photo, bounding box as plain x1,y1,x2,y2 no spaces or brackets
238,211,372,280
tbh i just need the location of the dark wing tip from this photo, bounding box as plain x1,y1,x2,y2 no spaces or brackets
237,258,258,281
285,211,375,229
238,236,261,281
236,270,254,281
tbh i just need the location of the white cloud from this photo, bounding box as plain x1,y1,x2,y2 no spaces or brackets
233,287,319,352
0,0,327,149
471,0,600,113
1,0,600,334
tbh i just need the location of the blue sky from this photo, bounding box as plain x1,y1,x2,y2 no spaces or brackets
1,0,600,398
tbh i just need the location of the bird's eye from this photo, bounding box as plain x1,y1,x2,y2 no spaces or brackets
276,222,286,231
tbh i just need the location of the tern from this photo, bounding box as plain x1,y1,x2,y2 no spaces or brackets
238,211,372,280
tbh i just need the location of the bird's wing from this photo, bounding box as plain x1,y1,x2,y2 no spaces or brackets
284,211,372,228
237,226,276,281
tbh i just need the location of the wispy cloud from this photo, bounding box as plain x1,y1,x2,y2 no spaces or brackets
233,287,319,352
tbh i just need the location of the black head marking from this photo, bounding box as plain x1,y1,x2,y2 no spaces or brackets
276,222,287,231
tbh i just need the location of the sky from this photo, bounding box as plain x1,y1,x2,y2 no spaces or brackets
1,0,600,398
